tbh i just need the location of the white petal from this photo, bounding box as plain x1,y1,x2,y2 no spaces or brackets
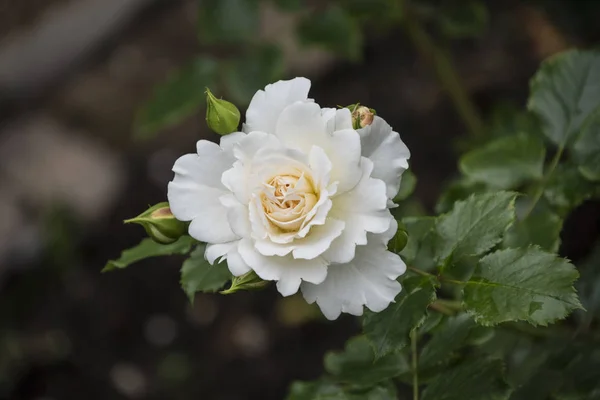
323,158,392,263
253,217,345,259
205,241,237,264
301,242,406,320
358,116,410,199
245,77,312,134
238,238,328,296
276,102,362,193
220,193,251,237
219,131,246,151
167,141,237,243
225,246,252,276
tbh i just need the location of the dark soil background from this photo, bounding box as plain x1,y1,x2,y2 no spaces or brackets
0,1,599,399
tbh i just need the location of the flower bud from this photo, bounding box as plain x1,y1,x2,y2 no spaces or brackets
205,87,241,135
221,271,269,295
351,105,375,129
125,202,187,244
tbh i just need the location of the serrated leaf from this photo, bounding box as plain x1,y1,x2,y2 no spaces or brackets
435,192,517,266
420,314,476,369
463,247,582,326
197,0,259,44
180,245,231,302
544,164,600,215
459,133,545,189
528,49,600,146
421,358,510,400
103,236,195,272
503,200,563,252
298,6,363,61
324,336,409,388
572,109,600,181
224,44,284,106
363,276,437,358
399,217,437,271
394,169,417,202
134,57,218,138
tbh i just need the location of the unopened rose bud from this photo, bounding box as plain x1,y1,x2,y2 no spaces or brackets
351,105,375,129
205,87,241,135
125,202,186,244
221,271,269,295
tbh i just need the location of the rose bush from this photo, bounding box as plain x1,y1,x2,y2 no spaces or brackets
167,77,410,319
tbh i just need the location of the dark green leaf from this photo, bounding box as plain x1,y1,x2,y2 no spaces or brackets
103,236,195,272
528,49,600,146
419,314,476,369
363,276,437,358
435,178,488,214
286,380,397,400
421,358,510,400
572,109,600,181
436,1,488,38
180,245,231,302
224,44,284,106
503,200,562,252
555,349,600,399
197,0,259,44
135,57,218,138
287,380,346,400
487,102,543,140
399,217,437,271
394,170,417,202
272,0,302,12
459,133,545,189
544,164,600,215
388,221,408,253
463,247,582,326
435,191,517,266
298,6,363,61
324,336,409,388
575,242,600,328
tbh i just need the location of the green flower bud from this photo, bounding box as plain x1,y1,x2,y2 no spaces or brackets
221,271,269,295
389,220,408,253
125,202,187,244
205,88,241,135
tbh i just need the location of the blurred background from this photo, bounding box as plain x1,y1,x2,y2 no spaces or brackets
0,0,599,399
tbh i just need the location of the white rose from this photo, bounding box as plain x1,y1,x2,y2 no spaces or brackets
168,78,410,320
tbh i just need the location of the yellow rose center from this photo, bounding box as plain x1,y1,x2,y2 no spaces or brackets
260,172,318,232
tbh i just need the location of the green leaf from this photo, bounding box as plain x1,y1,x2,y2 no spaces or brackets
422,358,510,400
286,380,397,400
436,1,488,39
197,0,259,44
575,242,600,327
459,133,545,189
528,49,600,146
180,245,231,302
224,44,284,106
435,191,517,266
324,336,409,388
272,0,302,12
363,276,437,358
298,6,363,61
555,349,600,399
572,109,600,181
399,217,437,271
503,200,562,252
544,164,600,214
134,57,218,138
286,380,346,400
388,220,408,253
103,236,195,272
419,314,476,369
463,247,582,326
394,170,417,202
434,178,488,214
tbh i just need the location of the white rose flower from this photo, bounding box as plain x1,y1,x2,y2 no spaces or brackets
167,78,410,320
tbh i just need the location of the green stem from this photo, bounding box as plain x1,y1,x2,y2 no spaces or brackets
435,299,462,311
399,0,484,138
411,329,419,400
522,144,565,219
429,301,455,315
408,266,436,278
